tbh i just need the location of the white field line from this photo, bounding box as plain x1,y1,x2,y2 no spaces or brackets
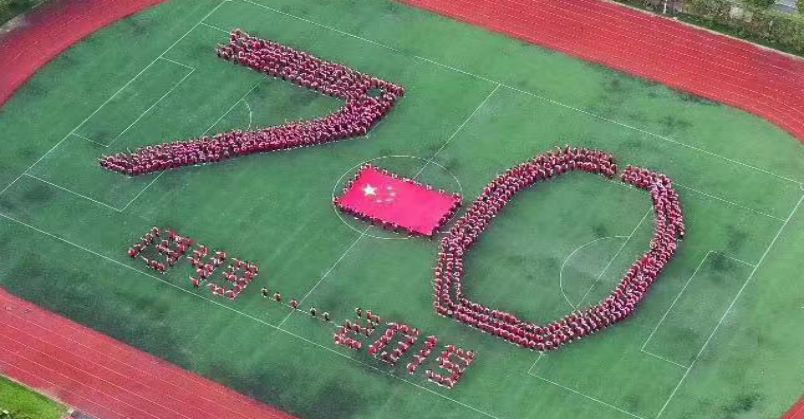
0,1,227,205
279,82,498,328
1,331,193,419
575,207,652,307
158,56,196,71
526,351,544,376
203,82,261,135
199,21,230,34
412,83,501,179
0,211,498,419
716,252,756,268
675,182,785,222
236,0,802,188
103,64,196,148
0,345,162,419
558,235,628,310
1,2,795,416
640,251,712,352
531,374,645,419
70,132,108,147
22,174,122,212
0,314,258,419
275,227,369,328
119,172,165,212
18,142,164,214
0,358,128,419
62,0,227,150
616,177,781,230
656,193,804,418
639,349,689,369
243,99,253,130
16,59,259,214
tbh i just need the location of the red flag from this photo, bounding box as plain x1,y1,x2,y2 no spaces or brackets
335,165,461,236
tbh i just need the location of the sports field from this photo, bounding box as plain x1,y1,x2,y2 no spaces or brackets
0,0,802,418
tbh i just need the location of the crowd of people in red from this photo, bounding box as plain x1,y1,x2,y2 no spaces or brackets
368,323,421,365
129,227,194,273
334,312,476,389
426,344,476,389
433,147,685,351
100,29,404,176
129,226,260,301
406,335,438,375
189,247,259,300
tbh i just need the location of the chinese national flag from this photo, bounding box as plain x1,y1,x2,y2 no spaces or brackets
335,165,461,236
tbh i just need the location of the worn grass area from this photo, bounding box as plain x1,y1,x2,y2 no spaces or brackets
0,1,802,418
0,376,67,419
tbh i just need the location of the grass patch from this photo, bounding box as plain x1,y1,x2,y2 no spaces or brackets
0,376,67,419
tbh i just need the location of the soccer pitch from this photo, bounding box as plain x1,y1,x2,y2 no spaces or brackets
0,0,802,418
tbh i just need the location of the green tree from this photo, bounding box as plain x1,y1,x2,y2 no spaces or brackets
744,0,776,9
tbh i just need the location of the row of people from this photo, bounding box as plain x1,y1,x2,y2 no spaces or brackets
130,227,194,272
406,335,438,374
260,289,334,321
378,324,421,365
427,344,476,389
100,30,404,176
433,147,685,351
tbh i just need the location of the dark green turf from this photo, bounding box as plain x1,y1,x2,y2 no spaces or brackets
0,0,802,418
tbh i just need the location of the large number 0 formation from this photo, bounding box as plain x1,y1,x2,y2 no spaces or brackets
434,147,685,351
100,29,404,176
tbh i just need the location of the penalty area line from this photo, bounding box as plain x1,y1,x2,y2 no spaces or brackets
531,374,645,419
656,193,804,418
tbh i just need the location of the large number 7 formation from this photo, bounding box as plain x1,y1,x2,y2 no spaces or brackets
100,29,405,176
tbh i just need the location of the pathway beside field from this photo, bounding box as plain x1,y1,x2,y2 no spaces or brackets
0,288,295,419
400,0,804,141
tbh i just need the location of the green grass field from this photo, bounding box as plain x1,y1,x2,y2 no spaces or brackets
0,376,67,419
0,0,802,418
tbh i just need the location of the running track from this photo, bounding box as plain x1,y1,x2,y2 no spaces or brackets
0,288,295,419
400,0,804,141
0,0,169,106
0,0,800,416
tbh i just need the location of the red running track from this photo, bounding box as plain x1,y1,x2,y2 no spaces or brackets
785,398,804,419
400,0,804,141
0,0,169,107
0,288,295,419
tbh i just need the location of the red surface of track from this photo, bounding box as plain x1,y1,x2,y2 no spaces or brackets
785,398,804,419
0,288,295,419
400,0,804,141
0,0,169,107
